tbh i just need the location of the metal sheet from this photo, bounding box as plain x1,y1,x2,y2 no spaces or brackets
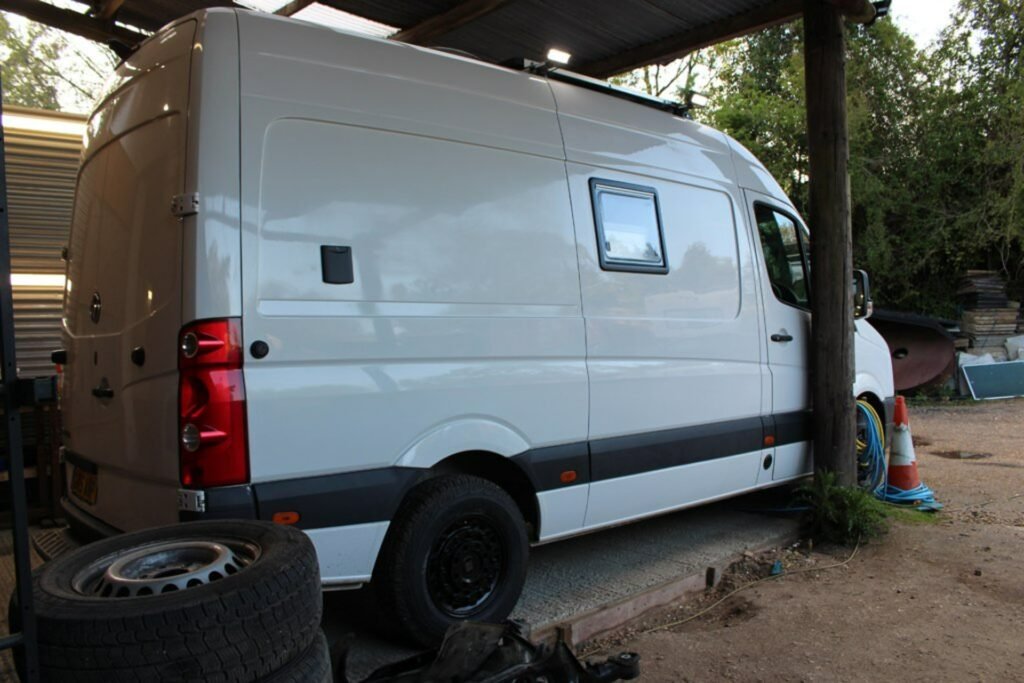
962,360,1024,400
869,310,956,391
14,0,787,74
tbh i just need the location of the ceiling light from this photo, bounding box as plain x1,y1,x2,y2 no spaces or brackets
688,92,709,108
2,113,86,138
11,274,67,288
546,48,571,65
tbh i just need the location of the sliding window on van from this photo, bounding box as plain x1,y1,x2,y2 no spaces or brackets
590,179,668,274
755,204,811,309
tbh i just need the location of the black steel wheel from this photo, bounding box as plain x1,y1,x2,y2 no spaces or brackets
426,514,505,617
373,474,529,647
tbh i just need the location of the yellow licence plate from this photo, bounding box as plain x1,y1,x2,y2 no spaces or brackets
71,467,98,505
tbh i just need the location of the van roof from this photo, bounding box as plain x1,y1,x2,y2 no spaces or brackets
200,8,791,208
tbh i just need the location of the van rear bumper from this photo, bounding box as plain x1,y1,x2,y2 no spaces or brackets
61,496,122,540
62,484,257,541
177,484,258,522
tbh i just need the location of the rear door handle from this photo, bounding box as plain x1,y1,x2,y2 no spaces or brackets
770,333,794,343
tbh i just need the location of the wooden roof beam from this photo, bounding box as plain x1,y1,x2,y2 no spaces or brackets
91,0,126,21
392,0,512,46
275,0,315,17
803,0,857,482
825,0,876,24
0,0,146,44
578,0,803,78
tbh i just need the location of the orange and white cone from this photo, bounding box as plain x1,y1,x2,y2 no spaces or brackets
887,396,921,491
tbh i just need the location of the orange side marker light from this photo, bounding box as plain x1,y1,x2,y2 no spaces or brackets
272,511,300,525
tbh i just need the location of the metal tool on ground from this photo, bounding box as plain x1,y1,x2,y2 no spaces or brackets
342,621,640,683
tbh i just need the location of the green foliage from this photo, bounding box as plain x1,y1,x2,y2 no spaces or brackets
676,2,1024,315
704,26,809,209
796,472,888,545
884,503,942,526
608,50,721,103
0,11,117,112
0,13,59,109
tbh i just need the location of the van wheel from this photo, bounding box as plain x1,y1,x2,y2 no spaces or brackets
27,520,321,682
374,474,529,647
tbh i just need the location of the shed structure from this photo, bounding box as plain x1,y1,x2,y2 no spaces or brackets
3,107,86,378
0,0,881,481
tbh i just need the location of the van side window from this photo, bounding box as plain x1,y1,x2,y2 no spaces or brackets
755,204,810,309
590,179,668,274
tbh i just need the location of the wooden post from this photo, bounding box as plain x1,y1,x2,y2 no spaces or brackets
803,0,856,486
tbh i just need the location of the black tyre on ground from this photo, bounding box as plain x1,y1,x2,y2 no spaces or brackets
29,520,322,682
261,630,332,683
373,474,529,647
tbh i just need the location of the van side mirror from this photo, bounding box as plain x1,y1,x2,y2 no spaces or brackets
853,269,872,319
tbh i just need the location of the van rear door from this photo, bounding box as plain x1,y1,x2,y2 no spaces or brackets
62,20,196,531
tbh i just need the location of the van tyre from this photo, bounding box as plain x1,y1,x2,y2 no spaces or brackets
374,474,529,647
261,630,332,683
28,520,321,682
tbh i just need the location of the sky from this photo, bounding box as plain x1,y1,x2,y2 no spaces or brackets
890,0,961,48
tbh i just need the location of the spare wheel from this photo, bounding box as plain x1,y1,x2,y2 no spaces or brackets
29,520,321,682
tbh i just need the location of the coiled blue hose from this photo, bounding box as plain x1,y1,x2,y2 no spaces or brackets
856,400,887,496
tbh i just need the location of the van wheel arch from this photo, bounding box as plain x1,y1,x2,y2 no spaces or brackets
429,451,540,541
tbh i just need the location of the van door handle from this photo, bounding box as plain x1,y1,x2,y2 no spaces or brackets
92,385,114,399
770,333,794,343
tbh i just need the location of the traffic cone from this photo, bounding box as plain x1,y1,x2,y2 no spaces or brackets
887,396,921,490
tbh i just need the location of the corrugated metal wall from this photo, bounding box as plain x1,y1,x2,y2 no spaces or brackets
3,106,85,377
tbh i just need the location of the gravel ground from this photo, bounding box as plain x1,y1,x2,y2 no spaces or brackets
585,398,1024,682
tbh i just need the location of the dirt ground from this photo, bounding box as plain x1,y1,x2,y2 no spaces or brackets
584,398,1024,682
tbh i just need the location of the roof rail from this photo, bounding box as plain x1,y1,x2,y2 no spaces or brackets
504,58,692,119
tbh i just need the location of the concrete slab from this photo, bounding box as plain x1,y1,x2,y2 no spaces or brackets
324,490,800,680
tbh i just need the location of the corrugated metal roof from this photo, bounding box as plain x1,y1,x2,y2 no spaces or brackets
290,4,395,37
313,0,790,73
6,0,799,77
115,0,238,32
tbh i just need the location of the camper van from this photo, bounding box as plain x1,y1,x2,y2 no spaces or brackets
59,9,894,643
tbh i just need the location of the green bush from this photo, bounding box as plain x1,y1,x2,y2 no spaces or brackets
796,472,888,545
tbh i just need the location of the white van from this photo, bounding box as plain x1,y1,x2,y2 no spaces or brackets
59,9,894,643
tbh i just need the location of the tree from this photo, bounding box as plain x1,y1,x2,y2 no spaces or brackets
924,0,1024,303
675,9,1024,315
0,11,117,113
609,50,721,104
705,25,809,213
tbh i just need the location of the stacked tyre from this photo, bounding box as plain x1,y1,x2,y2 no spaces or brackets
20,520,330,682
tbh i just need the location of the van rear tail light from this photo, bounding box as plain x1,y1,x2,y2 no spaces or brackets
180,319,243,368
178,318,249,488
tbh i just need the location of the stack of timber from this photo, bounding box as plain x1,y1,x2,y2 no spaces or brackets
958,270,1019,357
